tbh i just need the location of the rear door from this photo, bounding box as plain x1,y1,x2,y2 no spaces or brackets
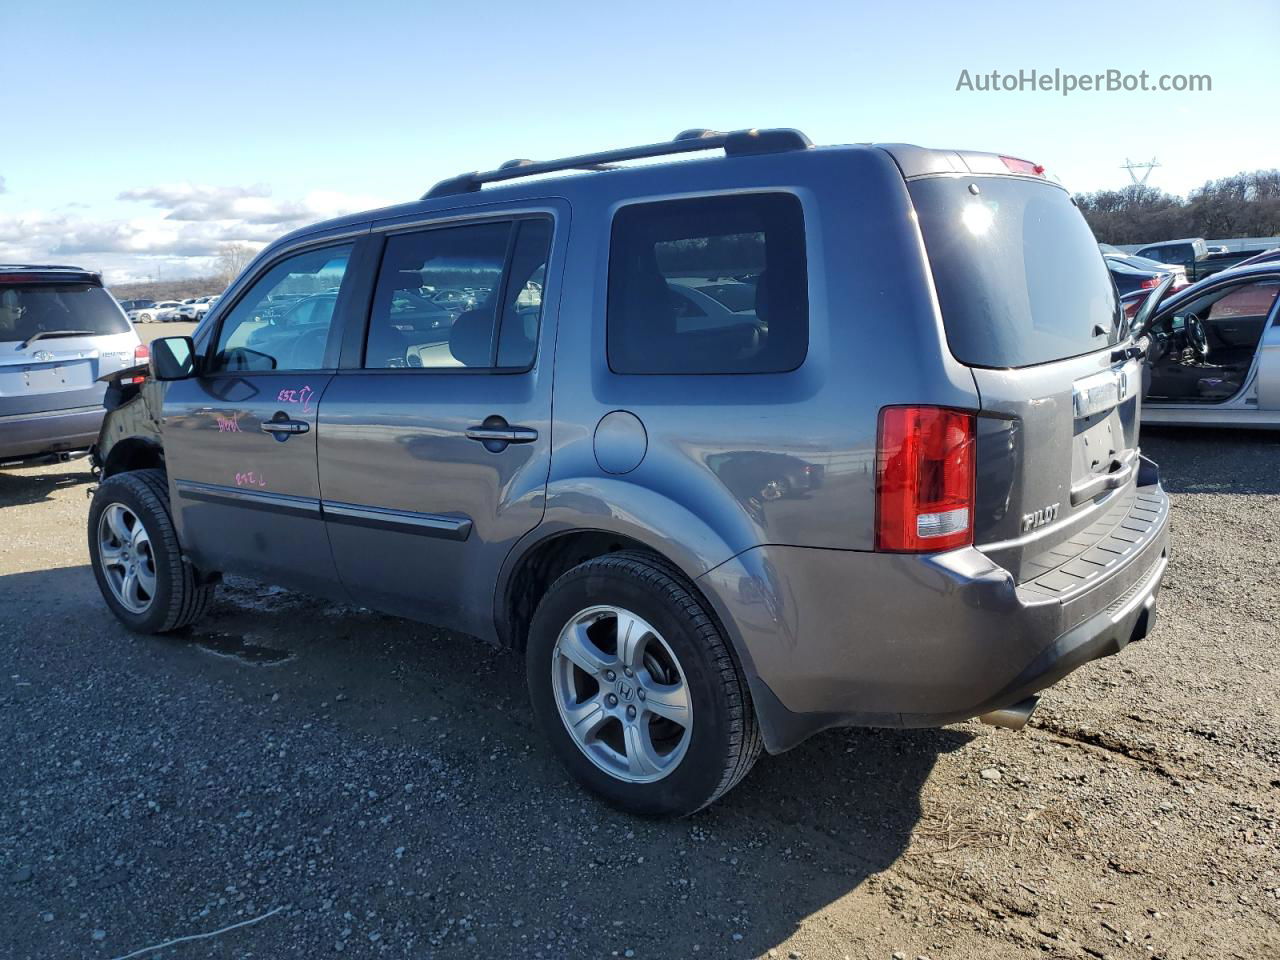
317,206,563,640
163,241,362,598
909,173,1158,588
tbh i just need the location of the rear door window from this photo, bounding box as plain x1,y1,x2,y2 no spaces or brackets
0,283,130,343
607,193,808,375
909,176,1122,368
364,218,552,370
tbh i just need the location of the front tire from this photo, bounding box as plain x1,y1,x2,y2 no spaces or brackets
526,551,762,816
89,469,215,633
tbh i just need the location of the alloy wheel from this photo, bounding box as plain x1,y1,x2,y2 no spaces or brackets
550,605,693,784
97,502,157,614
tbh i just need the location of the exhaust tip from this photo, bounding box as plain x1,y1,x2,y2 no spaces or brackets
978,695,1040,731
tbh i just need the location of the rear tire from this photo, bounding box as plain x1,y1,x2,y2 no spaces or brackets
89,468,215,633
526,551,762,816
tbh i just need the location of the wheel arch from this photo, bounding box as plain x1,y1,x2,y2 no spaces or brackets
100,436,165,479
495,478,755,654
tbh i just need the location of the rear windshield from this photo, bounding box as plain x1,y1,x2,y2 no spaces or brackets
909,176,1121,368
0,283,130,344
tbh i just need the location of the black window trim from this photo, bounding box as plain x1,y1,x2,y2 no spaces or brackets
199,232,366,379
604,187,811,377
345,210,556,376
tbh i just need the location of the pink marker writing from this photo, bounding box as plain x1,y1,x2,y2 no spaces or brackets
276,384,315,414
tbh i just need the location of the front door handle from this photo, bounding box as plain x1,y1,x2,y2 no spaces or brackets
261,417,310,438
465,417,538,451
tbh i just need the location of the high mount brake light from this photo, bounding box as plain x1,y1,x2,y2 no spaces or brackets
876,406,976,553
1000,156,1046,177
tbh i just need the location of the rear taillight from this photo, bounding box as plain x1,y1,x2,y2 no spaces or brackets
1139,276,1163,289
876,406,976,553
127,343,150,385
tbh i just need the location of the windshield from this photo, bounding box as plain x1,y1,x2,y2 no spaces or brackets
910,176,1122,368
0,283,131,343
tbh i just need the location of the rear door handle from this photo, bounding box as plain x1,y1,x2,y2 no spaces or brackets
465,417,538,451
261,418,310,437
465,425,538,444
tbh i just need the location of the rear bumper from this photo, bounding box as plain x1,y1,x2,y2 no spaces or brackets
0,405,104,465
698,464,1170,753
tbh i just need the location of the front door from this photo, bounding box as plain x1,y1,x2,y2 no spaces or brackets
317,211,561,639
1145,275,1280,404
164,242,358,598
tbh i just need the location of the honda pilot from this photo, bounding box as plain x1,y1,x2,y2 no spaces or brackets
88,129,1170,816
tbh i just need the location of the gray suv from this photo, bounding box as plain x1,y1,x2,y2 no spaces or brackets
88,129,1170,816
1,265,145,467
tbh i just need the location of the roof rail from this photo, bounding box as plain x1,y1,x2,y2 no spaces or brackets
0,263,91,272
423,127,812,199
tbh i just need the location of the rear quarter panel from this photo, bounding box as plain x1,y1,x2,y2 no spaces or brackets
542,146,980,569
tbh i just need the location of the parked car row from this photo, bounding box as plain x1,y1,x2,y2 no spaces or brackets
1129,237,1275,282
117,295,221,323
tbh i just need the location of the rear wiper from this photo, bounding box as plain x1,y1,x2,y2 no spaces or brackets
18,329,96,348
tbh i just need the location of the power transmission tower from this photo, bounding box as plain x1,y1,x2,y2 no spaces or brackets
1121,157,1160,186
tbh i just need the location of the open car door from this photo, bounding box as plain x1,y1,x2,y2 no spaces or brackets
1131,274,1176,399
1136,269,1280,409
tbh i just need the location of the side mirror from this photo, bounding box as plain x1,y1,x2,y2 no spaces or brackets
151,336,196,380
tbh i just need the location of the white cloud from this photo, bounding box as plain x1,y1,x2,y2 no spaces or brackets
0,182,390,283
117,182,386,225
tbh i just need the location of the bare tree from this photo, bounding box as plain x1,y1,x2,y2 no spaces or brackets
1075,168,1280,244
215,242,257,286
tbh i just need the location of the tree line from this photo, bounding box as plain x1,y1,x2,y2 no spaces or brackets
108,242,258,303
1075,169,1280,245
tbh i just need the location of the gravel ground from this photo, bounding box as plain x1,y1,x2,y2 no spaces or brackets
0,427,1277,960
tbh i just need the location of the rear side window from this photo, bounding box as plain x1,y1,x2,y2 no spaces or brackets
0,283,129,343
364,218,552,370
910,177,1122,368
607,193,808,375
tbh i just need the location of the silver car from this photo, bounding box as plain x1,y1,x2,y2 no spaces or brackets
88,129,1170,816
1135,263,1280,428
0,265,145,466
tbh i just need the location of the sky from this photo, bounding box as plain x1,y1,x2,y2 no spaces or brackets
2,0,1276,283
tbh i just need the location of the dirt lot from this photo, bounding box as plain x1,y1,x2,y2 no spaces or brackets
136,321,199,345
0,428,1277,960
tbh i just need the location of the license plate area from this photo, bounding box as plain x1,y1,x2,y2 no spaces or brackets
1072,362,1138,419
0,360,94,396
